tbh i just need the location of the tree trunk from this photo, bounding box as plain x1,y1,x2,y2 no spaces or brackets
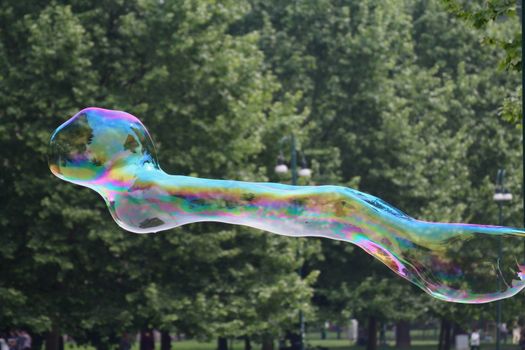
244,337,251,350
218,337,228,350
438,319,452,350
58,335,64,350
366,316,378,350
261,336,273,350
140,330,155,350
379,323,386,346
395,320,411,348
33,334,45,350
45,326,60,350
161,331,171,350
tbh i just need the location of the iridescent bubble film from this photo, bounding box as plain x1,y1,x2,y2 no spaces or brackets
49,108,525,304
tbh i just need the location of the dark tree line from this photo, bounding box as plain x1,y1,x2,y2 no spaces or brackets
0,1,523,350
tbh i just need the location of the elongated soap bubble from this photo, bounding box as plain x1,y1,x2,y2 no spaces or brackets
49,107,525,304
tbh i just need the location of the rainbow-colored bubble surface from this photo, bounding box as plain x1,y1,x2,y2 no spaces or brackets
49,108,525,304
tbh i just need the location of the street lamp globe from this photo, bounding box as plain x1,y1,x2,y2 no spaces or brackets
493,193,513,202
493,169,513,202
275,153,289,174
298,167,312,177
275,163,289,174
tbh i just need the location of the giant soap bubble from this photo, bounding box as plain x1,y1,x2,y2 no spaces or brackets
49,107,525,303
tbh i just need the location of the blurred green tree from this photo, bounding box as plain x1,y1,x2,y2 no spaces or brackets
440,0,522,125
1,1,523,349
0,0,316,348
237,1,523,349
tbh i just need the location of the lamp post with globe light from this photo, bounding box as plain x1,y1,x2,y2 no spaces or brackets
275,134,312,350
493,169,512,350
274,135,312,185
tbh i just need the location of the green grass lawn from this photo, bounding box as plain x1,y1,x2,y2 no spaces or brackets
118,338,518,350
66,330,521,350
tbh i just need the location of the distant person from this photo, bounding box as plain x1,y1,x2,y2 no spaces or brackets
7,331,18,350
19,331,31,350
15,330,26,350
513,324,521,345
519,329,525,350
470,329,480,350
0,333,9,350
500,323,508,344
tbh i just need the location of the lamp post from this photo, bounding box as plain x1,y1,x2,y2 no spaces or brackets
275,135,312,184
493,169,512,350
275,134,312,350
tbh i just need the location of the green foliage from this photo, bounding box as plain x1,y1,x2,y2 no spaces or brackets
441,0,517,29
0,0,315,342
0,0,523,344
440,0,522,124
246,0,523,326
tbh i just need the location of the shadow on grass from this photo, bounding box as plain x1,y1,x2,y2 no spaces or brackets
67,337,521,350
306,341,520,350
